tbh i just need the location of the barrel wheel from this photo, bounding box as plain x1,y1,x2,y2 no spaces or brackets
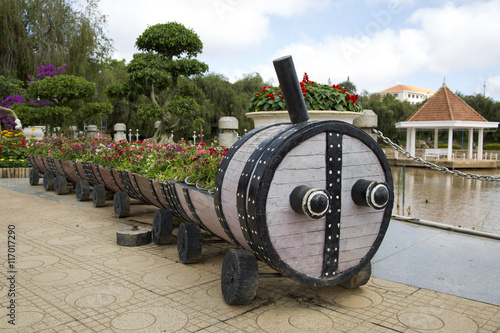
54,175,69,195
42,172,55,191
92,184,106,207
29,168,40,186
221,249,258,305
177,222,202,264
339,262,372,289
75,180,90,201
114,192,130,218
152,209,173,245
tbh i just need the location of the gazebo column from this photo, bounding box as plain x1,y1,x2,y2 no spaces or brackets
478,129,484,160
434,129,439,149
468,128,474,159
407,127,416,156
447,128,453,160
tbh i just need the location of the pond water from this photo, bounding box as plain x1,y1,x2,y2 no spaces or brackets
390,166,500,235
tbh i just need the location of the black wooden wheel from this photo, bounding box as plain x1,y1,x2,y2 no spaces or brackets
152,209,173,245
29,168,40,186
114,191,130,218
75,180,90,201
221,249,259,305
42,172,55,191
54,175,69,195
177,222,202,264
339,262,372,289
92,184,106,207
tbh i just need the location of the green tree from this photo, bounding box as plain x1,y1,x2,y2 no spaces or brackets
338,77,357,94
0,0,112,81
107,22,208,143
13,73,112,136
458,93,500,141
360,93,416,142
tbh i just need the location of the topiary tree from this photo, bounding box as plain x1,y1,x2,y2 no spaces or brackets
107,22,209,143
12,64,112,136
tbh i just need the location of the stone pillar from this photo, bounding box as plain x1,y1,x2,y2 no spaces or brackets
114,123,127,141
352,109,378,141
218,117,239,148
86,125,99,139
434,129,439,149
410,128,416,156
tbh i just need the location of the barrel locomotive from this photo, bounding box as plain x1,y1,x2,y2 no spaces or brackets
28,56,393,305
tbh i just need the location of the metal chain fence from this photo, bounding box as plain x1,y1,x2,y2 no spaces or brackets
373,129,500,182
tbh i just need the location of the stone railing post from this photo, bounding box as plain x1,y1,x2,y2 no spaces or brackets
218,117,239,148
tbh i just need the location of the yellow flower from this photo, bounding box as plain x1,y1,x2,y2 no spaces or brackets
31,127,36,130
0,158,4,161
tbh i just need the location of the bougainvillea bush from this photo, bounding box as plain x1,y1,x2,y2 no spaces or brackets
27,137,227,190
247,72,362,112
0,130,29,167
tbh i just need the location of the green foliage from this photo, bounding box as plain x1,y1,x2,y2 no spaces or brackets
13,72,111,135
247,75,362,112
135,22,203,59
360,93,417,142
458,93,500,141
337,78,357,94
0,0,113,81
105,22,209,143
484,143,500,150
27,75,95,103
0,76,25,99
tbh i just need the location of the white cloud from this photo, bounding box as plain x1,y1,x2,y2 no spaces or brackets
249,0,500,94
100,0,327,61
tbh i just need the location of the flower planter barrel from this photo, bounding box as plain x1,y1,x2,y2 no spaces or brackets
26,56,394,305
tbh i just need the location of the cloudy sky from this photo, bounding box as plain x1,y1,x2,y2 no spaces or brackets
97,0,500,100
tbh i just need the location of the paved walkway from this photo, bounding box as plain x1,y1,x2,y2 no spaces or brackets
1,178,499,332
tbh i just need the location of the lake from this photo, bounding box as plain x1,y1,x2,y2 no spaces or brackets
390,166,500,235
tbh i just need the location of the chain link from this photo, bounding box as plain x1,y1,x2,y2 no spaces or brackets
373,129,500,182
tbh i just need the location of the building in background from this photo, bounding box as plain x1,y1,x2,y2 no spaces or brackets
380,85,435,104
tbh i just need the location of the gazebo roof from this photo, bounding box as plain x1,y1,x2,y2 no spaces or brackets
405,85,487,122
396,84,498,129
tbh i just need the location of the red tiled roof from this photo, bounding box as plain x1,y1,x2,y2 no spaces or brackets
405,86,488,122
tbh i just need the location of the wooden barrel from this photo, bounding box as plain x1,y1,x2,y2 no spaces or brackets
214,120,393,286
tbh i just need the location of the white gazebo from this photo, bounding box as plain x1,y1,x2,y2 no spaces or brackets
396,83,499,160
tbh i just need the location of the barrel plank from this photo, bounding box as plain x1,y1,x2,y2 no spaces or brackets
188,189,232,243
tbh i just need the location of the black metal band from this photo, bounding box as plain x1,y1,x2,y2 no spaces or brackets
214,123,285,248
166,181,192,223
46,157,58,174
182,187,208,230
322,131,342,278
149,179,168,210
56,159,70,180
237,125,295,258
130,174,153,204
119,170,138,198
159,182,181,218
82,162,100,186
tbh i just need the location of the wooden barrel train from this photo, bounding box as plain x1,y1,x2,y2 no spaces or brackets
27,56,394,305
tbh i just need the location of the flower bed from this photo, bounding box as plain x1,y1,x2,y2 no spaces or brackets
1,129,29,169
27,137,228,190
247,72,362,112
